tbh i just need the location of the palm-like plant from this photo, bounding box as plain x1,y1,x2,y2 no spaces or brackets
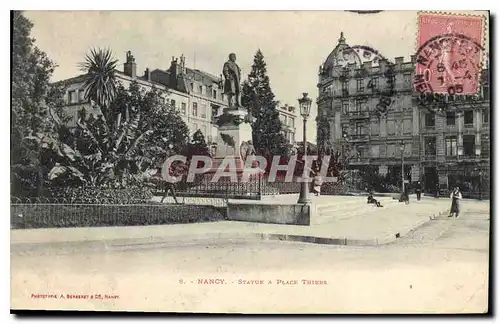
79,48,118,120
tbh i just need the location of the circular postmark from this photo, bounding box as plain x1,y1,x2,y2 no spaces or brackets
414,33,485,116
351,45,396,118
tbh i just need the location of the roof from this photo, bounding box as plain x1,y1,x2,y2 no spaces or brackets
185,68,221,86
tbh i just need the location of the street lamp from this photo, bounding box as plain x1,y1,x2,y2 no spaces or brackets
297,92,312,204
400,141,405,194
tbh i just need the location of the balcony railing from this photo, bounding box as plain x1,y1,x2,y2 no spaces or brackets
350,134,369,142
348,111,370,119
423,155,437,161
464,123,475,129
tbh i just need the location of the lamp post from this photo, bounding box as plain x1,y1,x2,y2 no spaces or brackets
297,93,312,204
400,141,405,194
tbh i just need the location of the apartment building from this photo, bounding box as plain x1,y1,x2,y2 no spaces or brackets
277,103,297,144
150,55,228,146
57,51,227,147
316,33,490,197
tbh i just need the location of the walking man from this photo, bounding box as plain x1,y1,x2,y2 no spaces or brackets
448,186,462,218
415,181,422,201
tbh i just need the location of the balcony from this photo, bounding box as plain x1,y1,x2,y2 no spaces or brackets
422,155,437,161
458,154,479,162
349,134,369,142
348,157,370,165
348,111,370,119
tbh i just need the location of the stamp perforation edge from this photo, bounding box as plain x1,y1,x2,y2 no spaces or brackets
416,10,489,97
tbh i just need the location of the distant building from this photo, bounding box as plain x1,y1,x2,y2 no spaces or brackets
57,51,227,147
277,103,297,144
316,33,490,197
150,54,228,146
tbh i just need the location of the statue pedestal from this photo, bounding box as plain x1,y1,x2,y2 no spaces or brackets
209,107,262,179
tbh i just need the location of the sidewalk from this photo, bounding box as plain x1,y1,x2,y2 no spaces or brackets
10,197,465,251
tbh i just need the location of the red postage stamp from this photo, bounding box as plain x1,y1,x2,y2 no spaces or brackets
415,12,486,95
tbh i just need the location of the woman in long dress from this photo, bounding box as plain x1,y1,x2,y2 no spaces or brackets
449,187,462,218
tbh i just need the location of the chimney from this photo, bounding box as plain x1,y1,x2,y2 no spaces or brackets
144,68,151,82
180,54,186,74
124,51,137,78
395,57,404,69
169,57,179,88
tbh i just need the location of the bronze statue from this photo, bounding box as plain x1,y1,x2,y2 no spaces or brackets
223,53,241,108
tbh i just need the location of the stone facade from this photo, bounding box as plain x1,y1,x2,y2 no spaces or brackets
57,51,227,150
316,33,490,197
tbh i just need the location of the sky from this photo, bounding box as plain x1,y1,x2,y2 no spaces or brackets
25,10,488,142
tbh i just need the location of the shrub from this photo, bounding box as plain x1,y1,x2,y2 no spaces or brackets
42,186,153,204
11,203,226,229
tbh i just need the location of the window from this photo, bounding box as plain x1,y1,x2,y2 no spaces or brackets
190,83,194,91
342,125,349,137
403,119,412,133
170,99,176,109
425,113,435,127
289,118,294,127
79,89,86,102
463,135,475,156
425,137,436,155
445,137,457,156
68,90,77,104
355,123,364,135
404,143,412,156
192,102,198,116
387,144,395,157
355,100,362,112
403,73,411,86
213,89,217,99
342,80,349,95
371,121,379,135
181,102,187,115
483,109,489,123
279,114,285,123
198,85,203,94
387,120,395,135
211,106,220,122
342,103,349,114
283,115,287,125
369,77,379,90
206,87,211,97
200,103,207,118
446,111,455,125
371,145,380,158
464,110,474,125
356,79,364,92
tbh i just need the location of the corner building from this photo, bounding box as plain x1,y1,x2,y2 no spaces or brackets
316,33,490,198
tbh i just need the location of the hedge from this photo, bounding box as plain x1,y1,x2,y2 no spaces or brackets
11,203,226,229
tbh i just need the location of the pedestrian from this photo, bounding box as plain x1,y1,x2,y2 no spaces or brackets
367,191,383,207
448,186,462,218
415,181,422,201
161,178,180,204
311,165,323,197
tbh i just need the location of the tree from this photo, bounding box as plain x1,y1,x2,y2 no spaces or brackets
11,11,67,196
79,48,118,124
51,81,191,188
183,130,211,170
241,49,287,157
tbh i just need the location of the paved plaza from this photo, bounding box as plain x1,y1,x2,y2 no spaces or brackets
10,199,490,313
